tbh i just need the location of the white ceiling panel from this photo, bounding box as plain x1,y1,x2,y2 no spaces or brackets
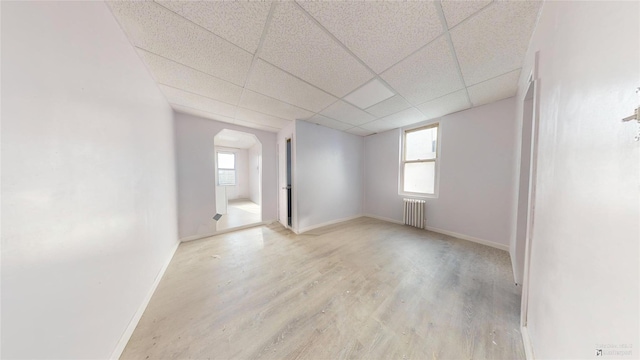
171,104,236,125
246,60,336,113
298,1,442,74
259,2,373,97
416,90,471,120
137,49,243,105
239,90,314,121
320,100,376,126
345,127,375,137
215,129,258,149
365,95,412,118
307,114,353,131
160,85,237,118
233,118,280,133
441,0,492,28
467,69,521,106
380,36,464,105
360,107,425,133
155,1,272,54
108,1,252,86
451,1,541,85
235,107,291,130
343,79,395,110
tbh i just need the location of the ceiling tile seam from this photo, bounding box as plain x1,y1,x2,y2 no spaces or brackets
308,111,363,130
445,0,496,33
152,1,255,57
104,3,180,114
136,47,246,88
160,84,291,122
466,67,522,88
292,2,427,128
234,2,278,120
356,106,426,130
373,33,445,77
256,57,341,101
434,1,472,112
341,79,396,110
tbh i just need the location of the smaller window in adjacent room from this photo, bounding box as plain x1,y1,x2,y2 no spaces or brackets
217,152,236,186
402,124,439,195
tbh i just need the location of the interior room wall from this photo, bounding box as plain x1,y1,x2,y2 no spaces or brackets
514,1,639,357
174,112,277,240
214,146,250,201
295,120,364,233
249,143,262,205
364,97,518,249
1,2,178,358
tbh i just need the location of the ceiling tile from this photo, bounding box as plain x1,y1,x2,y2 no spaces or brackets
159,85,237,118
235,107,291,130
365,95,412,118
360,107,425,133
233,118,281,133
441,0,492,28
137,49,242,105
246,60,336,113
108,1,252,86
307,114,352,131
239,90,314,121
450,1,541,85
298,1,442,74
259,2,373,97
467,69,521,106
171,104,236,125
380,36,464,105
345,127,375,137
155,1,272,53
416,90,471,120
320,100,375,126
343,79,395,110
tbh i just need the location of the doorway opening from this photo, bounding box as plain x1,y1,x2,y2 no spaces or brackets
213,129,262,232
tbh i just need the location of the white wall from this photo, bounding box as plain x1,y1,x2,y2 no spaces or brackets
248,143,262,205
1,2,178,358
295,120,364,232
174,112,277,239
214,146,249,201
515,2,639,358
364,98,517,249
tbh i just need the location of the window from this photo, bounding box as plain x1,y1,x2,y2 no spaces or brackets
217,152,236,186
401,124,438,195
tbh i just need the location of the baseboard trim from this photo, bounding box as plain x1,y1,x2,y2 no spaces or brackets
521,325,535,359
110,240,180,359
363,214,404,225
179,220,274,242
425,226,509,251
296,215,363,234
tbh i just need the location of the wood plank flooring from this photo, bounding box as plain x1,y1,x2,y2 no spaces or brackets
122,217,524,360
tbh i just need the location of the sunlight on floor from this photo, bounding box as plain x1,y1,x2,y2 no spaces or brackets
215,199,261,232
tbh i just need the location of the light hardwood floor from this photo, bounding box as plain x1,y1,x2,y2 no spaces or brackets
122,217,524,360
216,199,261,232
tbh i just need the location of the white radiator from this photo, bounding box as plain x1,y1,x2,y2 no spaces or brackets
403,198,426,229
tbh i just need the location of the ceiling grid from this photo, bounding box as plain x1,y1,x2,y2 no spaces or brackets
107,0,543,136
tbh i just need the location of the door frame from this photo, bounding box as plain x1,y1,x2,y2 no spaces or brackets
520,52,541,331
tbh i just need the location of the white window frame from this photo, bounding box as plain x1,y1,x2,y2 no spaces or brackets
217,151,236,186
399,123,440,198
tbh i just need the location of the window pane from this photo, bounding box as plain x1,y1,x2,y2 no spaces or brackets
404,161,435,194
218,153,235,169
406,126,437,161
218,169,236,186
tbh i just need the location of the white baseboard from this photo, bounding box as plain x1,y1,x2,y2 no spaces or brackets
521,325,535,359
425,225,509,251
179,220,274,242
110,240,180,359
296,215,363,234
363,213,404,225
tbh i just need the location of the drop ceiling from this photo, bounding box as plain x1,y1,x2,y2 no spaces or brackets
108,1,542,136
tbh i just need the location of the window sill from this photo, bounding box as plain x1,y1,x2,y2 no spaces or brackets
399,191,438,199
